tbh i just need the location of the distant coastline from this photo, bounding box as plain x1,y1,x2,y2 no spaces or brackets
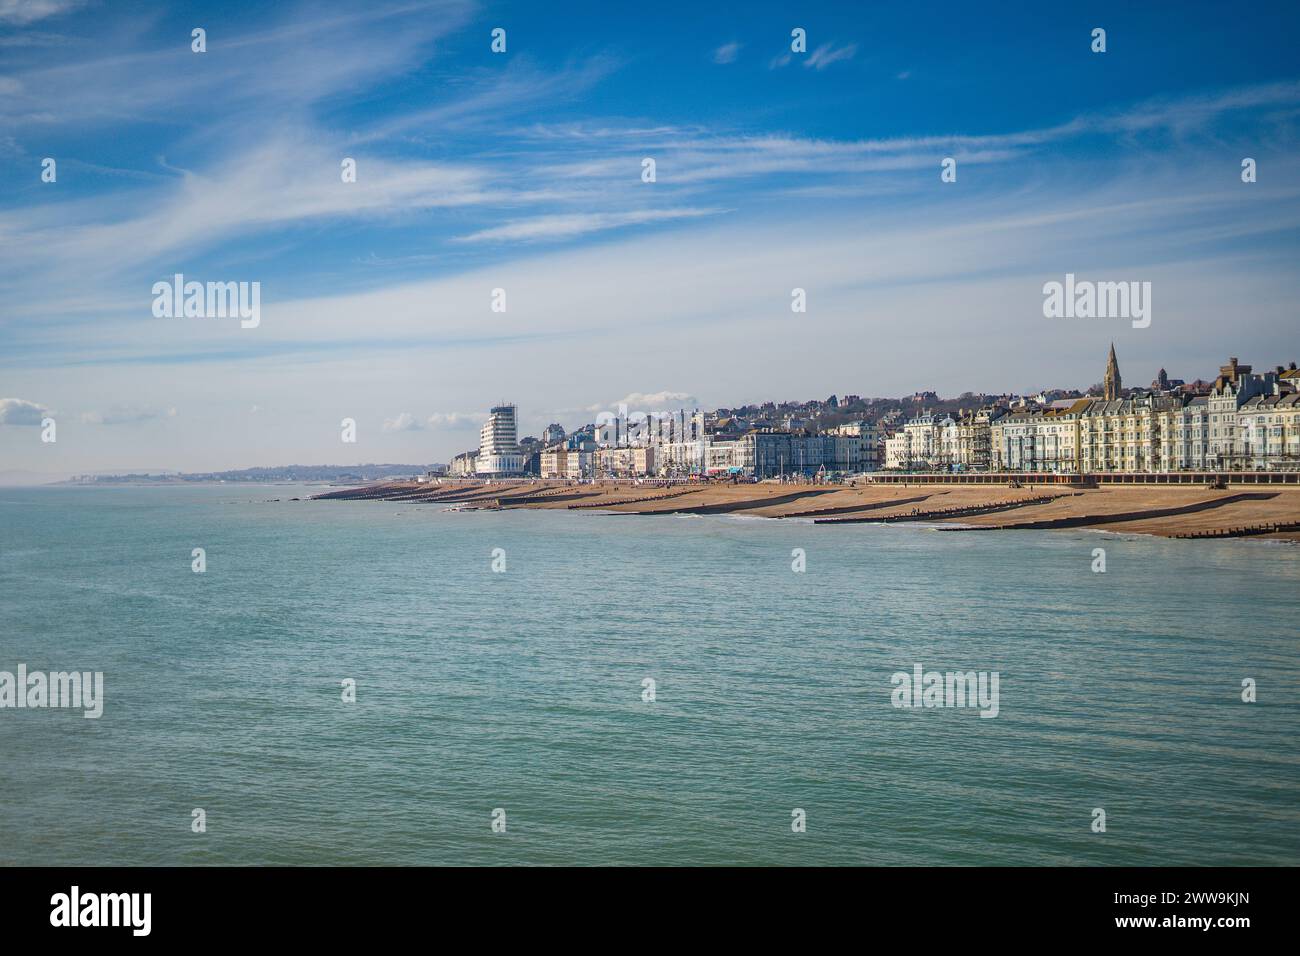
54,464,440,486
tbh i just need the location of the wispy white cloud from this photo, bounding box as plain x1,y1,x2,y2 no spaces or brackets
1092,79,1300,135
713,41,741,65
513,81,1300,192
0,0,84,26
0,79,1289,361
6,78,1295,329
350,54,622,145
0,1,474,127
455,207,723,243
0,27,74,47
805,42,858,70
0,135,502,305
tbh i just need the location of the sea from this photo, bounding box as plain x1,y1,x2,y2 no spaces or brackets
1,484,1297,866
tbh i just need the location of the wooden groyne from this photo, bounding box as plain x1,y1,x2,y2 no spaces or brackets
647,488,839,516
957,492,1280,531
314,482,456,501
816,493,1065,525
418,488,523,504
382,488,492,502
567,488,702,509
516,487,598,499
498,492,599,506
494,487,604,506
313,482,524,504
1173,520,1300,539
779,493,935,519
312,482,421,501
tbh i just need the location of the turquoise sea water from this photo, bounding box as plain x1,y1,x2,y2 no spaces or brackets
1,484,1297,866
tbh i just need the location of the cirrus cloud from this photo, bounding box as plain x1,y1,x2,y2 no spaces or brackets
806,42,858,71
0,0,85,26
713,41,741,65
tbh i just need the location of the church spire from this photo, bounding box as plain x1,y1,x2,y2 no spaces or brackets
1103,343,1122,401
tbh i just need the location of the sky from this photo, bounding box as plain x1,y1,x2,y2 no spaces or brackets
2,0,1299,476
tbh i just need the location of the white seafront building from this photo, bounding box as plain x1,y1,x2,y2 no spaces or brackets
476,404,524,476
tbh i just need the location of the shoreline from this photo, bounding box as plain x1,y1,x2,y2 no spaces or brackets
314,479,1300,542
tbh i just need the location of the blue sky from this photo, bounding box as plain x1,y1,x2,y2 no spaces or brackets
2,0,1299,474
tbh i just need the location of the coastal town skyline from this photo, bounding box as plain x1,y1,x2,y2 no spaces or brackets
451,347,1300,479
52,345,1300,482
3,1,1300,477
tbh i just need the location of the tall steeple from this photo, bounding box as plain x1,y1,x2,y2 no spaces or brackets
1103,343,1122,400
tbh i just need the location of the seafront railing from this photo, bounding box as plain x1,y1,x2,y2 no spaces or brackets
863,471,1300,485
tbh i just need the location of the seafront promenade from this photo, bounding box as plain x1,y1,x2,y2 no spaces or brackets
863,471,1300,485
315,478,1300,541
